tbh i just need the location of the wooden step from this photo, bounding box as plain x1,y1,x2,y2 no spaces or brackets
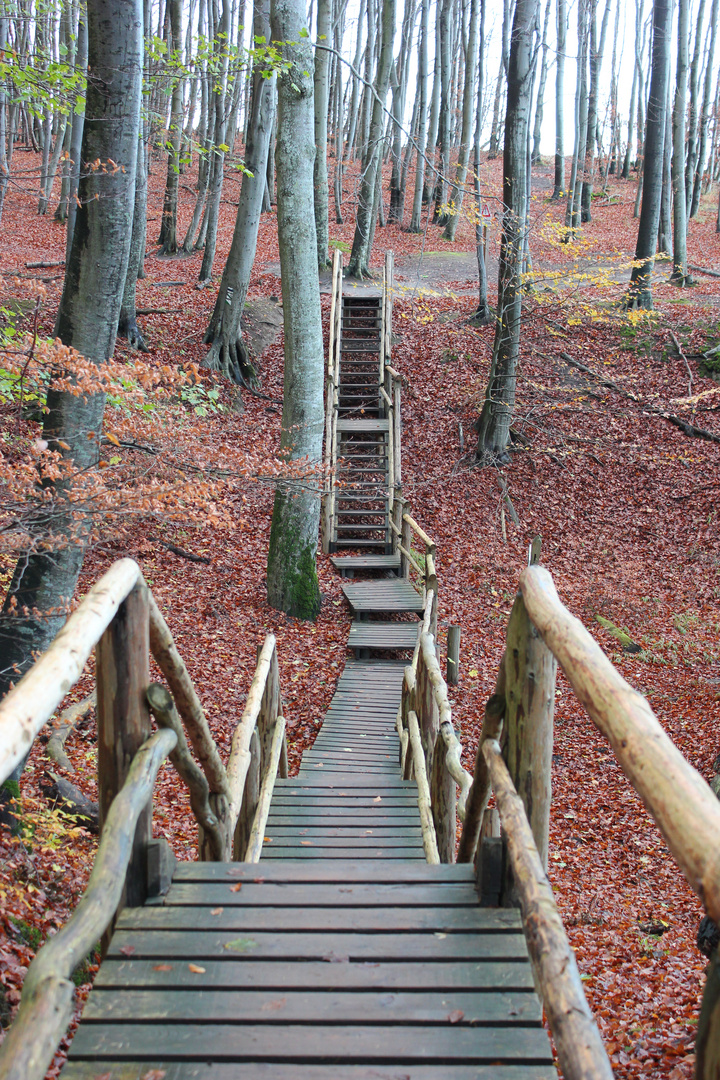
330,555,401,576
348,620,419,650
342,580,424,615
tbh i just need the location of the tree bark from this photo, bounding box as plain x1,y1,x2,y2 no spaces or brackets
347,0,396,278
475,0,538,460
685,0,706,206
443,0,479,241
313,0,331,268
671,0,690,285
157,0,184,254
266,0,325,618
626,0,672,309
531,0,552,166
690,0,719,218
199,0,232,281
551,0,566,197
408,0,429,231
203,0,276,383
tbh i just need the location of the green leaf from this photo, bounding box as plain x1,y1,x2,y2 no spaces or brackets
299,26,309,36
224,937,258,952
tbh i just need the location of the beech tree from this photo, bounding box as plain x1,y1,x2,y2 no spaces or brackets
204,0,276,384
0,0,143,777
266,0,325,618
627,0,672,310
551,0,566,198
476,0,539,460
346,0,396,278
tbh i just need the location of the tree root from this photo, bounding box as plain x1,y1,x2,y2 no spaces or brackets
118,311,149,352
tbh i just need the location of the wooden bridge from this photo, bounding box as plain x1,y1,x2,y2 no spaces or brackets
2,253,720,1079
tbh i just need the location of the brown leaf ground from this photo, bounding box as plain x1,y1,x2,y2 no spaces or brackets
1,149,719,1077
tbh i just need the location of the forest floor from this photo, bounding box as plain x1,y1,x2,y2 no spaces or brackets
1,149,720,1079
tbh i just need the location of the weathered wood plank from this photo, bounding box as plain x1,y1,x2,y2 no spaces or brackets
82,988,542,1025
94,957,532,991
62,1064,556,1080
68,1022,554,1063
172,861,478,882
107,930,529,961
116,905,498,934
162,882,484,906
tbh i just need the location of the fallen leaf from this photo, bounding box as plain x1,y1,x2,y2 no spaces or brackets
260,996,287,1011
142,1071,167,1080
322,952,349,963
229,883,243,892
224,937,258,952
188,964,206,973
447,1009,465,1024
119,944,135,956
152,964,173,972
211,907,224,915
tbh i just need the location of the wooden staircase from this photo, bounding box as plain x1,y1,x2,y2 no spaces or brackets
323,252,399,559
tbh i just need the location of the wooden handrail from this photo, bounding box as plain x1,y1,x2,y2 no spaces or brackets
227,634,277,823
407,708,439,863
244,713,287,863
0,728,177,1080
419,634,472,822
483,738,613,1080
520,565,720,923
146,683,226,860
402,512,436,553
0,558,142,786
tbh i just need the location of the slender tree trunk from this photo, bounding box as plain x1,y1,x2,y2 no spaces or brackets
433,0,453,223
552,0,566,197
347,0,396,278
671,0,690,284
580,0,611,222
387,0,415,224
565,0,588,235
476,0,539,460
266,0,324,619
531,0,552,165
199,0,231,281
118,141,149,350
313,0,331,268
488,0,510,159
443,0,479,240
627,0,672,309
408,0,429,231
203,0,276,383
0,16,9,226
686,0,706,206
472,0,491,324
621,34,638,179
422,0,442,203
343,0,366,161
658,85,673,259
690,0,719,217
157,0,184,253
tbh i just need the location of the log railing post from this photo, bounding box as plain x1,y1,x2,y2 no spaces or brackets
504,591,557,872
234,728,261,860
401,506,412,580
96,581,152,916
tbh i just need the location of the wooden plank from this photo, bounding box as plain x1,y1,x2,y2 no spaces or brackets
261,849,427,860
106,931,529,961
94,957,534,991
67,1022,554,1064
63,1063,556,1080
162,882,484,906
81,988,542,1025
116,906,506,934
172,861,481,884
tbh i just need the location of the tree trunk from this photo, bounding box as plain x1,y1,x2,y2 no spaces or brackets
488,0,510,159
690,0,719,218
531,0,552,165
433,0,453,224
552,0,566,197
157,0,184,254
443,0,479,241
64,8,88,261
118,143,149,351
626,0,672,309
476,0,539,460
199,0,231,281
266,0,325,619
313,0,331,268
685,0,706,206
408,0,429,231
580,0,611,223
347,0,396,278
472,0,491,324
621,24,638,179
387,0,415,225
671,0,690,284
203,0,276,383
0,0,142,779
657,85,673,259
565,0,588,236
